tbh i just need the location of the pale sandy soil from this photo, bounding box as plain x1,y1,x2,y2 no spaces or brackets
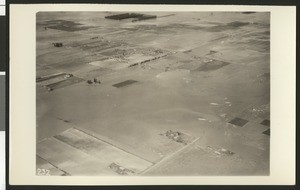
36,12,270,176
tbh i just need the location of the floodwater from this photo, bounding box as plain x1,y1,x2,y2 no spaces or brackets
36,12,270,176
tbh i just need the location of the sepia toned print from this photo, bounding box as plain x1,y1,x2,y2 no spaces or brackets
36,12,270,176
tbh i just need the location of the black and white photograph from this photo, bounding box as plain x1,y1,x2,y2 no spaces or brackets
7,3,297,186
35,11,271,176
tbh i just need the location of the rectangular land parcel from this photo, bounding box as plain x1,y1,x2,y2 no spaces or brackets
36,12,270,176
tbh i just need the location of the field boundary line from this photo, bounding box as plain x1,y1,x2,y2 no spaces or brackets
139,137,200,175
73,127,154,164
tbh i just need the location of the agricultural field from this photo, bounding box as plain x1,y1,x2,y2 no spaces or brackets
36,12,270,176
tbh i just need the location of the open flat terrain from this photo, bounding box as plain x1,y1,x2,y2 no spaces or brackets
36,12,270,176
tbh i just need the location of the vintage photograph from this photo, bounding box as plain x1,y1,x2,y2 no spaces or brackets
36,11,270,176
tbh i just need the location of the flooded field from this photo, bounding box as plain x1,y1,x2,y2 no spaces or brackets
36,12,270,176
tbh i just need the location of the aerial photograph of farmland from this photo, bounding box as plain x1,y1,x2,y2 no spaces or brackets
36,11,270,176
